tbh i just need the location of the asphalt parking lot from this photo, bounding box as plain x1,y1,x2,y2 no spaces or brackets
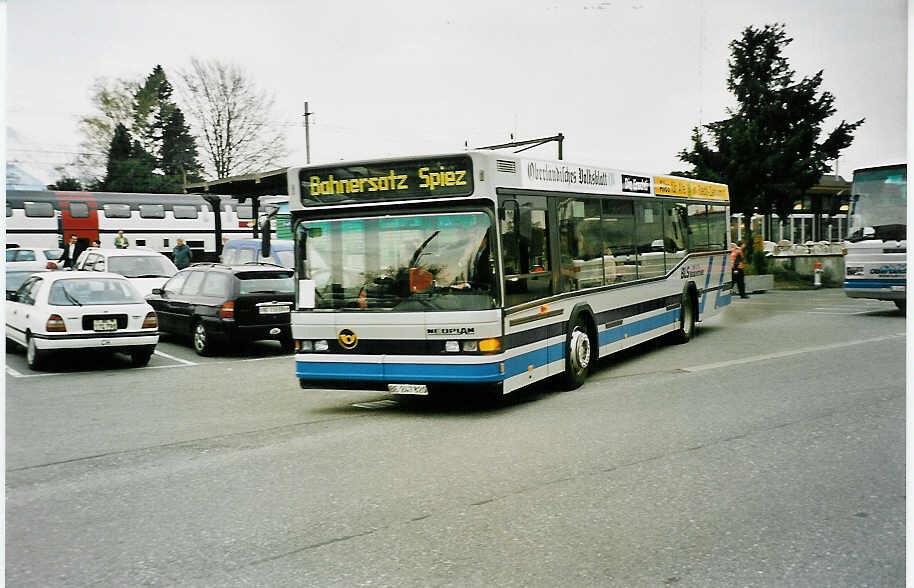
4,332,291,378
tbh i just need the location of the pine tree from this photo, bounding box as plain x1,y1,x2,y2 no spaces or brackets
677,24,863,248
160,108,202,190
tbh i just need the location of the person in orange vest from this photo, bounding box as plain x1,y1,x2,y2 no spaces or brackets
730,241,748,298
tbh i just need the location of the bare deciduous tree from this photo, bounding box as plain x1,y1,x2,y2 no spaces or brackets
74,77,140,182
177,58,287,179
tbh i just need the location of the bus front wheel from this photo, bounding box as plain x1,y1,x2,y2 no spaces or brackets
562,316,594,390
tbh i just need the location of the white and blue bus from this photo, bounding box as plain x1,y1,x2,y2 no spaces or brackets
195,152,732,396
843,163,907,310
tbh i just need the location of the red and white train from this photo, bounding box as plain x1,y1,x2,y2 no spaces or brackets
5,190,269,260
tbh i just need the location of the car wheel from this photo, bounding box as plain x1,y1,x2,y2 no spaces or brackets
26,335,47,370
130,346,155,367
192,320,215,356
561,315,594,390
672,290,696,344
6,336,21,352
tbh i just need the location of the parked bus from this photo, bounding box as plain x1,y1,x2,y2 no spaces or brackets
5,190,280,260
196,152,732,397
843,164,907,309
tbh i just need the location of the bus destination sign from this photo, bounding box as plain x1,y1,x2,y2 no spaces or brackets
299,156,474,205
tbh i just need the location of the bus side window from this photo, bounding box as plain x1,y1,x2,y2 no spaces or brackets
635,201,665,277
663,201,689,270
603,199,637,282
501,195,551,307
687,204,711,251
557,197,604,292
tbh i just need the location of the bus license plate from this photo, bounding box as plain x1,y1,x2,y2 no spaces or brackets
259,305,290,314
93,319,117,331
388,383,428,396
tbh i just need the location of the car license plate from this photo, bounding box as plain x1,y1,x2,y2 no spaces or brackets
93,319,117,331
388,383,429,396
259,305,290,314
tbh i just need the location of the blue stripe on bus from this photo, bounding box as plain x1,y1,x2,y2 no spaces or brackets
699,257,714,313
295,361,504,383
713,259,727,309
844,279,905,288
297,308,682,384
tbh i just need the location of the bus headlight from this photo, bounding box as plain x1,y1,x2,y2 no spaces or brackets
461,340,478,352
445,340,460,352
297,340,313,351
314,340,329,351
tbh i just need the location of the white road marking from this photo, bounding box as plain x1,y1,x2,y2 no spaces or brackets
352,399,399,410
6,366,25,377
681,333,906,373
152,350,198,366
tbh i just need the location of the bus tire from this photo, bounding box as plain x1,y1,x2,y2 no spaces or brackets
562,315,594,390
672,290,696,344
894,299,906,311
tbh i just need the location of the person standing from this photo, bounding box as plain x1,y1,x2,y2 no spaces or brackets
114,230,129,249
731,241,748,299
172,238,192,269
62,234,79,268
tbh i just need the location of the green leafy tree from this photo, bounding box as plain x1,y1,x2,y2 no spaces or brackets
74,77,141,183
47,176,84,191
677,24,863,250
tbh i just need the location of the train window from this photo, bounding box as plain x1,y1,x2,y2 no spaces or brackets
139,204,165,219
104,204,131,218
24,202,54,217
173,205,198,219
236,205,253,219
69,202,89,218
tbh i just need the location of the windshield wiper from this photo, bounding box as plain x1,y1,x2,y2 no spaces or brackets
409,231,440,267
135,274,170,278
60,286,83,306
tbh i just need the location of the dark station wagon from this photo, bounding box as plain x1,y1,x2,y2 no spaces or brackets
145,263,295,355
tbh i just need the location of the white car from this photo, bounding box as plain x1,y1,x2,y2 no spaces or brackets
6,247,63,271
5,271,159,370
74,247,178,296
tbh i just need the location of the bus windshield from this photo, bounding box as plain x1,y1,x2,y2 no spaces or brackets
848,166,907,241
298,211,496,311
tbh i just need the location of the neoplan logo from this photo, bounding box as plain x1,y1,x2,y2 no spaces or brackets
338,328,358,349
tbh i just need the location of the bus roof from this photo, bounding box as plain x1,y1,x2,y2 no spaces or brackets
185,151,730,204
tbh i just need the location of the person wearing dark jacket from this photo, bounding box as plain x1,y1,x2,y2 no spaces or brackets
172,239,192,269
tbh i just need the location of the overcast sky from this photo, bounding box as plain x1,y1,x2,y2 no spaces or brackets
5,0,908,185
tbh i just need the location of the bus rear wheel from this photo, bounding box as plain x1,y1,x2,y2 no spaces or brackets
894,299,906,311
562,317,593,390
672,291,696,344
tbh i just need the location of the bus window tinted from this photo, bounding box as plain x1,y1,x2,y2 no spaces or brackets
602,199,637,282
688,204,711,251
557,198,604,292
664,202,689,269
502,195,551,306
635,201,665,278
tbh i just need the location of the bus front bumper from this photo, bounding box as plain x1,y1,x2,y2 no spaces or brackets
295,355,506,390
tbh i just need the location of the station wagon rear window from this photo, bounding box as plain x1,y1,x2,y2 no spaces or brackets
237,271,295,294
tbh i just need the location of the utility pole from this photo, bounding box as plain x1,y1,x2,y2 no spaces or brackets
303,101,313,164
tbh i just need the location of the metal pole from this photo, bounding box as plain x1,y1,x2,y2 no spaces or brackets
304,101,312,164
557,133,564,160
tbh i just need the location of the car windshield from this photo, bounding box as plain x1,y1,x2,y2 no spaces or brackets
297,211,496,311
237,271,295,294
48,278,144,306
107,255,177,278
44,249,63,261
